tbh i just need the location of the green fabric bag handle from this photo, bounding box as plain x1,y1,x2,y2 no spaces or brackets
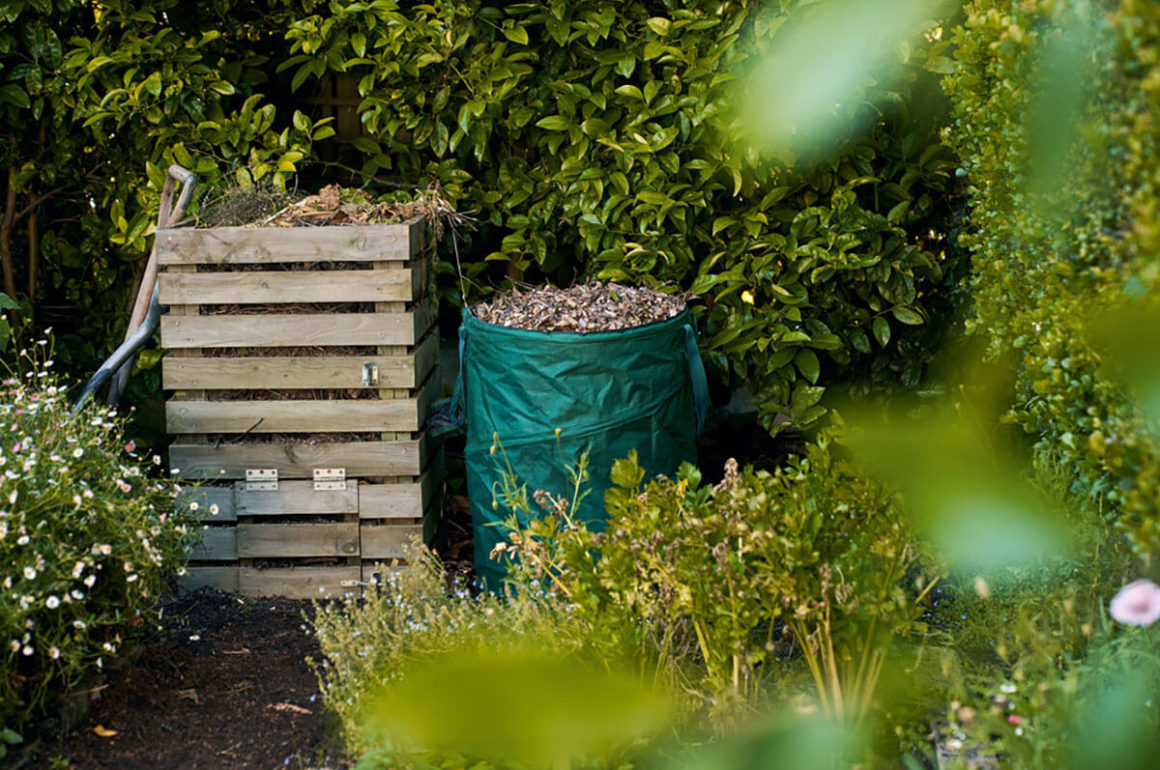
449,312,469,426
683,322,711,435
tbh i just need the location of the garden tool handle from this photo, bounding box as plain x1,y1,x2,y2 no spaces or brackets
108,165,196,405
124,165,196,337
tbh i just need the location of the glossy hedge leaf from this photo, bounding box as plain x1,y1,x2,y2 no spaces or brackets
535,115,570,131
872,317,891,347
891,306,924,325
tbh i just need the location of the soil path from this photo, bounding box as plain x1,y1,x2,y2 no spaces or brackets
22,590,347,769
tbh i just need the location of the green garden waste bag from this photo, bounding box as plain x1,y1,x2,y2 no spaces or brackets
452,306,710,589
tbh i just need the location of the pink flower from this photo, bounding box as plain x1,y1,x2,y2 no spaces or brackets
1109,579,1160,626
124,441,136,453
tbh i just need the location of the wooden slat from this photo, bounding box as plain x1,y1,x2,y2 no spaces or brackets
359,523,423,560
179,565,239,594
238,566,362,599
166,397,425,434
161,332,438,390
178,485,236,522
156,220,421,265
159,269,414,305
358,473,436,520
191,526,238,560
235,480,359,515
237,522,359,558
160,312,422,349
170,435,428,479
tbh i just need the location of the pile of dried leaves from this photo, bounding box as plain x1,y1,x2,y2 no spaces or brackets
473,282,685,333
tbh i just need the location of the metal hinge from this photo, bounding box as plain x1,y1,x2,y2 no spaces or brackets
314,467,346,491
362,362,380,387
244,468,278,491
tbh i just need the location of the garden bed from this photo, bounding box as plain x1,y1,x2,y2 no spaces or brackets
20,590,346,769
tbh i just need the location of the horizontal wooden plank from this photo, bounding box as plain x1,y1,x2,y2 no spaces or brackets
360,523,423,559
159,269,415,305
238,566,362,599
161,332,438,390
237,522,359,558
179,565,239,594
160,312,422,349
170,435,427,479
166,397,424,434
191,526,238,561
156,220,420,265
358,475,433,519
235,480,358,516
178,485,236,522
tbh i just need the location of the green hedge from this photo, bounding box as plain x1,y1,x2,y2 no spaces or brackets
942,0,1160,558
282,0,963,433
2,0,961,435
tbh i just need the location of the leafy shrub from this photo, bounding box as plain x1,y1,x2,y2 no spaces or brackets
942,0,1160,558
310,549,641,768
0,0,323,372
281,0,963,434
502,434,935,728
0,344,195,730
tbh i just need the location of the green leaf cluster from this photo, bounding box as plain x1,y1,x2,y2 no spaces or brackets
0,0,322,373
281,0,963,434
506,436,934,729
941,0,1160,559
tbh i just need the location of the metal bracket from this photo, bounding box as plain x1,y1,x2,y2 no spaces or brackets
244,468,278,491
314,467,347,491
339,579,363,588
362,362,380,387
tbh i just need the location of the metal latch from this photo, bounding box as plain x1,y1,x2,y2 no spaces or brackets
314,467,346,491
362,362,380,387
244,468,278,491
339,579,363,588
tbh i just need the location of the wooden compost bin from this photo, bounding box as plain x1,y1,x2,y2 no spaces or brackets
160,218,440,599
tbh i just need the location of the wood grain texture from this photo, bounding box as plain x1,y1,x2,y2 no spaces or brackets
359,523,423,559
238,566,362,599
178,565,238,593
236,522,359,558
169,435,427,479
235,480,358,515
156,220,420,265
160,312,422,349
191,526,238,560
166,397,424,434
159,269,414,304
357,473,435,520
161,332,438,391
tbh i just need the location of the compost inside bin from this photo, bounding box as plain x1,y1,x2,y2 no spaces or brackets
458,281,709,590
472,281,685,332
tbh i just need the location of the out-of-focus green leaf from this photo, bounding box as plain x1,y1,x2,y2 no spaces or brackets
678,713,857,770
1088,302,1160,432
745,0,943,162
846,404,1071,571
363,647,668,766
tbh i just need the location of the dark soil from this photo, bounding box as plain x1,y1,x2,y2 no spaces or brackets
17,591,347,770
